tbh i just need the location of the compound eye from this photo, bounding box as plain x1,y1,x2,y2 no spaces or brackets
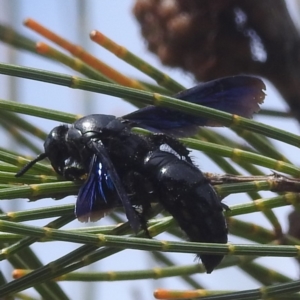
43,125,70,174
44,125,69,150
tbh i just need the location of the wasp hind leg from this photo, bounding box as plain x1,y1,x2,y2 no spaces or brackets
150,133,192,163
125,171,153,238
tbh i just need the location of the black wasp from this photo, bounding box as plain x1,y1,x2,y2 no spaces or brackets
16,76,265,273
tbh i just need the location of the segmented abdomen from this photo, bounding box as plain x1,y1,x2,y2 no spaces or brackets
143,150,228,273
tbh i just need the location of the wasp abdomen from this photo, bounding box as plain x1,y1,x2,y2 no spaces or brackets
144,150,228,273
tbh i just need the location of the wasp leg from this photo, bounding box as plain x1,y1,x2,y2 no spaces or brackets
124,171,153,238
150,133,192,163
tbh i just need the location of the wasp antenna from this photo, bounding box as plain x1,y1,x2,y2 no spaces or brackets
15,153,48,177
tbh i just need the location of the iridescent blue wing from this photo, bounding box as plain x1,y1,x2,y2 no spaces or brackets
75,154,118,222
123,76,265,137
76,141,140,232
